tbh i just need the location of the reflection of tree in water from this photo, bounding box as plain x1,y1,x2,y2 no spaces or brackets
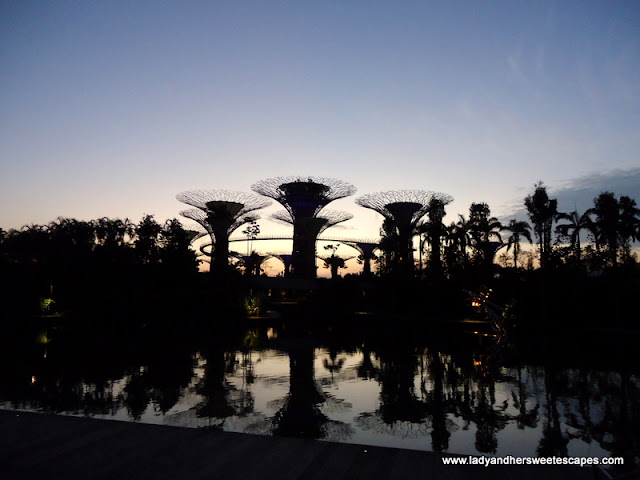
272,343,352,440
473,382,508,454
574,370,640,463
595,373,640,463
356,343,379,380
124,372,151,420
322,347,346,383
123,342,196,419
421,351,452,452
356,347,467,447
537,366,573,457
378,346,426,424
510,367,540,430
355,345,430,441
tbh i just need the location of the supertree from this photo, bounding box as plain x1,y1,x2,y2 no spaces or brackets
317,245,356,279
252,177,356,279
355,190,453,275
176,190,271,274
271,209,354,279
343,241,379,277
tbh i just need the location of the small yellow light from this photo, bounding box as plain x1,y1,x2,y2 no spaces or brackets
31,376,36,384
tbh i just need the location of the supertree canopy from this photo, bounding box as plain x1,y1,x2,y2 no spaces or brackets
252,177,356,219
271,209,354,235
356,190,453,273
176,190,271,273
252,177,356,279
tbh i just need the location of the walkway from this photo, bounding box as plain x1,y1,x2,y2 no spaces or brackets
1,410,593,479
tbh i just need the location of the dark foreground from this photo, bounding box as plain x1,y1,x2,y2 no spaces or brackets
0,410,595,480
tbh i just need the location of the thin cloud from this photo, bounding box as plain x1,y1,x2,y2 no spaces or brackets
503,168,640,222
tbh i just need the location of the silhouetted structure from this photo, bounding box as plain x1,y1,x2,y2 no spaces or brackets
240,252,273,276
252,177,356,279
356,190,453,275
347,242,378,277
177,190,271,274
272,210,353,278
269,253,294,277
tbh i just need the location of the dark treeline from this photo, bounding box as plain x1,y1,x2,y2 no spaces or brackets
0,215,201,316
1,182,639,327
348,183,640,328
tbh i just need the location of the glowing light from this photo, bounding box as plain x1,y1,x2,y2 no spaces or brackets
31,376,36,384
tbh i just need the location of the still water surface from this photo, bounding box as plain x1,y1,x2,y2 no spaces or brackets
2,321,638,459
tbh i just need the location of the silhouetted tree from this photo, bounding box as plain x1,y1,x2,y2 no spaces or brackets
134,215,162,264
524,182,558,269
159,218,199,271
377,218,401,275
555,210,591,264
588,192,639,266
419,198,447,276
501,219,532,268
468,203,502,268
444,215,472,276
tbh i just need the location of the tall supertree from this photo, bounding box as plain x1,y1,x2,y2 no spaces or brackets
356,190,453,275
271,209,353,279
177,190,271,274
344,241,379,277
252,177,356,279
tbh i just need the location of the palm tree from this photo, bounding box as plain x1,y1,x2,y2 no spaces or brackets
618,196,640,263
468,203,502,266
555,211,591,261
501,219,532,268
443,215,472,273
417,198,447,275
524,182,558,269
588,192,640,266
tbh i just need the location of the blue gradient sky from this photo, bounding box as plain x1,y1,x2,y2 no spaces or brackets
2,1,639,243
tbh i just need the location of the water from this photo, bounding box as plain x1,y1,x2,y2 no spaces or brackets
2,319,639,460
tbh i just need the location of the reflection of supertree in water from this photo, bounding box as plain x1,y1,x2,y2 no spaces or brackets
356,190,453,275
273,344,327,438
177,190,271,274
196,346,243,422
252,177,356,279
272,343,352,440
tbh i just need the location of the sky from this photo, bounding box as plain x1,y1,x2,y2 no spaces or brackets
2,0,639,252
